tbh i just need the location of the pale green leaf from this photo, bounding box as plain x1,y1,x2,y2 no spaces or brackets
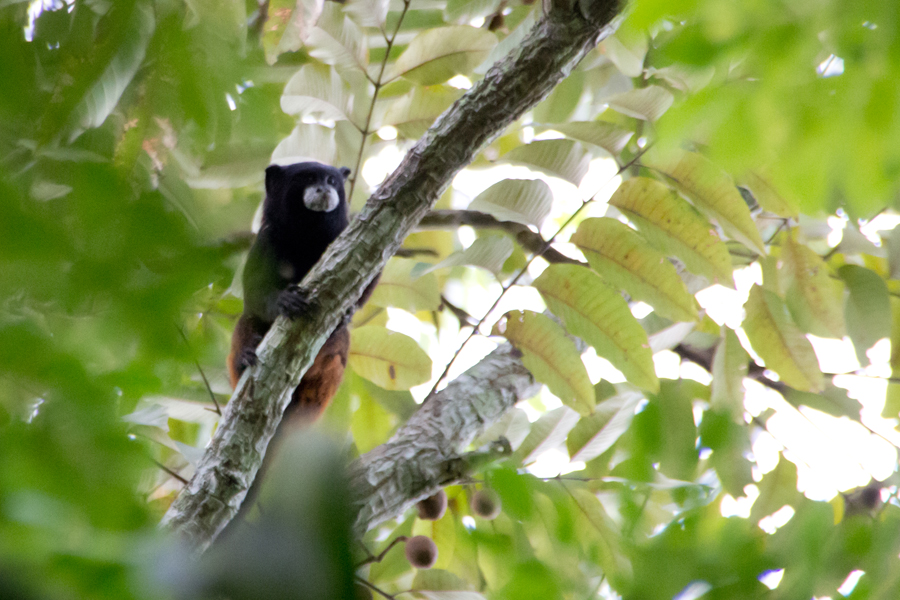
840,264,891,366
494,311,595,415
781,235,845,338
387,26,497,86
370,257,442,311
412,569,472,592
306,4,369,75
743,285,823,392
783,383,860,419
472,408,531,451
271,124,337,165
648,64,715,93
343,0,389,27
281,63,357,125
468,179,553,228
533,264,659,392
510,405,581,464
609,177,734,286
503,139,590,185
68,2,155,141
739,171,799,218
710,329,748,420
749,458,801,522
444,0,500,23
349,326,433,390
382,85,463,139
566,391,642,462
602,33,648,78
607,85,673,121
648,150,766,254
422,235,514,277
548,121,634,155
569,488,632,588
533,71,585,124
571,217,699,322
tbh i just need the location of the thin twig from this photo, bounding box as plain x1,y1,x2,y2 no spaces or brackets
151,457,189,485
175,325,222,416
348,0,412,201
355,535,409,568
355,575,399,600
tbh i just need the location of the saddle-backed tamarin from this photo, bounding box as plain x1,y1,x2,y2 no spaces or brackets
226,161,368,520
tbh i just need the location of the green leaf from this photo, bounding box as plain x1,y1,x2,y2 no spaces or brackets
387,26,497,86
566,391,642,462
369,257,442,312
710,329,748,420
781,234,845,339
502,139,590,185
739,171,799,218
607,85,674,121
412,569,474,592
609,177,734,286
306,4,369,75
493,311,595,416
272,124,337,165
742,285,823,392
840,264,891,365
699,410,753,497
468,179,553,228
68,2,155,140
382,85,463,139
571,217,699,322
569,488,632,588
647,150,766,254
783,383,860,419
546,121,634,156
422,235,514,277
343,0,390,27
510,405,581,464
602,33,648,78
533,264,659,392
473,408,531,451
533,71,585,124
281,63,357,126
348,326,433,390
749,458,801,522
444,0,501,24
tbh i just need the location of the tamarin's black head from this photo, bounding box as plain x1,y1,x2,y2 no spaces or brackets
263,162,352,223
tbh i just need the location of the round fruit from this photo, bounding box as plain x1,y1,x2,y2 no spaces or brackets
470,489,501,520
404,535,438,569
416,490,448,521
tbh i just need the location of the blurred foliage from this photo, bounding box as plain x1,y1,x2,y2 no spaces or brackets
4,0,900,599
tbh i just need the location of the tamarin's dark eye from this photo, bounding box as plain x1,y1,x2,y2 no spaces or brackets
327,176,337,186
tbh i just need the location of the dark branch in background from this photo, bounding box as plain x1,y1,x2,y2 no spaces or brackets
419,210,584,265
161,0,623,553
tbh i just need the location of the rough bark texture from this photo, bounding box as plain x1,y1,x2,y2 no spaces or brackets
348,343,540,536
161,0,622,553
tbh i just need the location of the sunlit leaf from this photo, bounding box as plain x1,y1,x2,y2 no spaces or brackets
534,264,658,392
647,150,766,254
609,177,734,286
739,171,799,218
569,488,633,588
709,329,748,420
781,234,845,339
571,217,699,322
472,408,531,451
281,63,357,126
749,458,801,522
533,71,585,124
369,257,442,311
422,235,514,277
348,326,433,390
510,405,581,464
567,391,642,462
742,285,823,392
699,410,753,497
493,311,595,415
548,121,634,155
840,264,891,365
607,85,673,121
387,26,497,86
468,179,553,228
783,383,859,419
503,139,590,185
444,0,500,24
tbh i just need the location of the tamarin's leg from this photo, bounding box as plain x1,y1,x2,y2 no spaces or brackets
283,325,350,424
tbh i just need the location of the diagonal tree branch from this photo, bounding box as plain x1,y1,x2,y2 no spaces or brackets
161,0,623,553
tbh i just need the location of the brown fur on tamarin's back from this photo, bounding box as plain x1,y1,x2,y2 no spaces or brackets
227,161,355,425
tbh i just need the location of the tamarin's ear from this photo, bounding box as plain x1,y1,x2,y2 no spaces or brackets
339,167,351,180
265,164,284,197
